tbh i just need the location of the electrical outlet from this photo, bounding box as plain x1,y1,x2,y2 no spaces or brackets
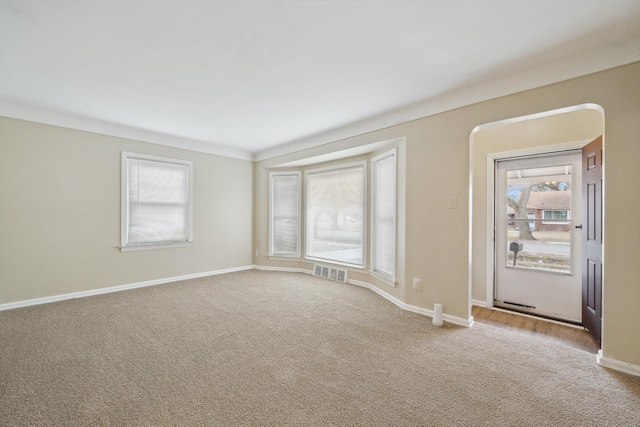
412,278,420,290
255,250,259,257
447,196,458,209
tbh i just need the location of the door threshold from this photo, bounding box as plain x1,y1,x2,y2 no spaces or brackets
492,302,584,329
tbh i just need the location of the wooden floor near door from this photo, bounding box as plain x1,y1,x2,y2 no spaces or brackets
472,305,600,354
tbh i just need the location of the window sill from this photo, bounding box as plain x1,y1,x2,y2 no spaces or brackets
368,270,396,288
269,256,367,272
267,255,304,262
305,256,365,271
120,241,193,252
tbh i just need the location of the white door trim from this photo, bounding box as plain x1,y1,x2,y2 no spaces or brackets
484,141,590,308
494,152,582,322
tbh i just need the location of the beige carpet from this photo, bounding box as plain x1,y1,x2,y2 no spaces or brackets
1,270,638,426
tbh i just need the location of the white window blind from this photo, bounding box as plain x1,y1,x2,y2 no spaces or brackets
306,163,365,266
372,150,396,278
121,152,192,250
269,172,301,257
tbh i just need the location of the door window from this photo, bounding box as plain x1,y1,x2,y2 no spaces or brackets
504,164,573,274
494,152,582,322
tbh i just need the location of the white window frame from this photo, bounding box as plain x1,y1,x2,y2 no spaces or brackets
120,152,193,252
304,161,367,268
542,209,570,225
269,171,302,258
370,148,397,281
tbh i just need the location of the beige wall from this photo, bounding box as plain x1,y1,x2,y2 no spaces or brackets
254,62,640,366
1,63,638,368
0,118,253,303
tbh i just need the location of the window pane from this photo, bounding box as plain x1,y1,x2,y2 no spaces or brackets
507,220,571,273
373,153,395,277
544,210,568,220
127,158,189,245
505,164,572,273
306,165,364,266
270,173,300,256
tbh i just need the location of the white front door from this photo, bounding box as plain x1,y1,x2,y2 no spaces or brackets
495,152,582,322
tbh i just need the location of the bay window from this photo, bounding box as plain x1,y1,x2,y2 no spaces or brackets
305,162,365,267
269,172,301,257
372,149,396,279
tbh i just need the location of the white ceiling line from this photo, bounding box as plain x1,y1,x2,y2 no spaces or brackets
2,1,639,161
3,39,634,164
0,101,253,161
253,41,639,162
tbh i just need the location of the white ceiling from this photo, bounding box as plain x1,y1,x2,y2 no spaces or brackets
1,1,639,161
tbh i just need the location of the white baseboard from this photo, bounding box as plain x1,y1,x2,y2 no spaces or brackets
254,269,467,324
471,299,487,307
348,279,473,327
597,350,640,377
2,265,474,329
0,265,255,312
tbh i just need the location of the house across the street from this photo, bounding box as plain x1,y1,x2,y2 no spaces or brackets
508,190,571,232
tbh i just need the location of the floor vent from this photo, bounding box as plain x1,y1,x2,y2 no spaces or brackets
313,264,348,283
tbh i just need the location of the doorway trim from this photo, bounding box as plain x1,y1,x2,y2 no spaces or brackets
486,144,590,310
493,150,583,322
468,103,605,333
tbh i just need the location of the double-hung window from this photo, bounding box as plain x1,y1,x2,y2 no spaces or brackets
269,172,301,257
542,209,569,224
121,152,193,251
371,149,396,280
305,162,365,267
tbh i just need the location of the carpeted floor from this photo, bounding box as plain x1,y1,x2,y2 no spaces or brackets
1,270,638,426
